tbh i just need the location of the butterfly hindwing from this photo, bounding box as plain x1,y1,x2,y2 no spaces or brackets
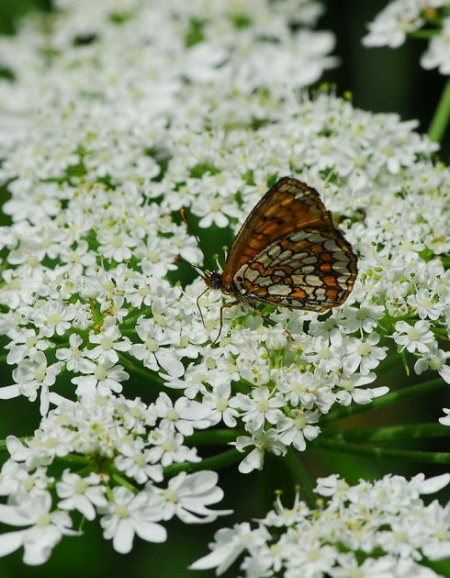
232,227,357,310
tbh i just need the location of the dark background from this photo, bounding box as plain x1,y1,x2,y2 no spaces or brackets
321,0,449,157
0,1,449,577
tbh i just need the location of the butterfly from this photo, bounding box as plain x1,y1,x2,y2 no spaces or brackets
183,176,357,337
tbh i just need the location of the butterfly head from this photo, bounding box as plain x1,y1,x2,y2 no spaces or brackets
204,271,224,291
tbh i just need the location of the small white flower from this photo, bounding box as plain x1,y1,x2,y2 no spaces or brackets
439,408,450,426
229,387,285,431
56,471,108,521
32,301,75,338
305,330,346,372
96,227,136,262
233,430,286,474
99,486,166,554
86,319,131,364
393,320,436,354
421,17,450,75
335,372,387,406
315,474,350,498
202,380,239,427
130,318,185,378
5,327,50,365
55,333,90,371
114,439,163,484
0,352,62,414
407,288,442,320
0,492,79,565
343,333,387,375
146,429,200,467
275,410,320,451
335,304,385,334
190,522,270,575
71,359,129,396
414,347,450,383
153,392,212,436
0,460,51,497
363,2,425,48
154,471,232,523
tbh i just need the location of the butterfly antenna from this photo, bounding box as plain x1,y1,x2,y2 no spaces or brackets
174,253,209,328
180,208,215,272
178,209,218,328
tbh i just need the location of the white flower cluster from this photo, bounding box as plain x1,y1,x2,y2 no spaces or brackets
192,473,450,577
363,0,450,75
0,0,449,568
0,394,230,563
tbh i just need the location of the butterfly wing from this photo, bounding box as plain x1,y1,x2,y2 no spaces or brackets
232,228,357,311
221,177,334,285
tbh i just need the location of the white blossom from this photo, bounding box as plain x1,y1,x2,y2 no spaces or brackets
363,1,450,76
153,471,232,523
56,471,108,521
393,320,437,354
0,0,448,570
0,492,79,565
0,352,62,415
192,474,450,577
98,486,166,554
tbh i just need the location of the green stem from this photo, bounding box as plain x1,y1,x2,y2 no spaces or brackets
0,436,31,452
374,349,403,375
428,78,450,143
409,30,436,40
118,352,166,388
330,423,450,443
283,447,316,509
312,438,450,465
321,377,446,424
187,429,241,445
111,472,139,493
164,448,244,477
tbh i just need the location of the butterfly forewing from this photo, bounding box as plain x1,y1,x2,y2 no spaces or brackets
221,177,334,285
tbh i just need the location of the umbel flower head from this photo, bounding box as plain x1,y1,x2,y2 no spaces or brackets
0,394,230,563
363,0,450,75
191,473,450,577
2,85,449,469
0,0,449,570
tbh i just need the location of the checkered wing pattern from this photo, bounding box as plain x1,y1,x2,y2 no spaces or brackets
233,228,356,311
217,177,357,311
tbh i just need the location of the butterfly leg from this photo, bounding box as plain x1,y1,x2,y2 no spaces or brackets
195,286,210,328
245,303,294,341
212,301,293,344
211,301,239,345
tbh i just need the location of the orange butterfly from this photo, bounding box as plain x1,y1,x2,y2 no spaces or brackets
182,177,357,338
